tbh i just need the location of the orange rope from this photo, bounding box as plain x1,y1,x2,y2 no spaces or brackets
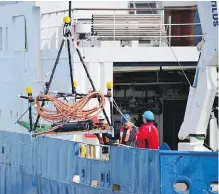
34,91,105,123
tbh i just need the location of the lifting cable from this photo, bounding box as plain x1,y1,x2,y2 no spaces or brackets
148,3,192,86
112,98,139,131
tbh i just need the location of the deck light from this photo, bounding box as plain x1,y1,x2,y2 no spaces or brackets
106,81,113,90
73,81,77,88
63,16,71,24
26,86,32,94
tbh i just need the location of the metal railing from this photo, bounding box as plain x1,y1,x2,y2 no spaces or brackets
41,7,197,16
40,7,202,49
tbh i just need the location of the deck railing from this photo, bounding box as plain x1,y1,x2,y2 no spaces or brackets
40,7,202,49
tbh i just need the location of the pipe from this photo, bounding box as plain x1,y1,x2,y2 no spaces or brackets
209,112,219,151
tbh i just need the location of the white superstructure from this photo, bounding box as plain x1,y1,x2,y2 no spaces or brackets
0,1,211,149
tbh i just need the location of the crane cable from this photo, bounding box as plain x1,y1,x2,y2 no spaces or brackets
34,91,105,123
147,3,192,86
113,98,139,131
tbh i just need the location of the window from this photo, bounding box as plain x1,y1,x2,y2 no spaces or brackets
128,1,158,14
139,40,151,44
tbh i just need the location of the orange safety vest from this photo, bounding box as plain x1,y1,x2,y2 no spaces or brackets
119,125,133,144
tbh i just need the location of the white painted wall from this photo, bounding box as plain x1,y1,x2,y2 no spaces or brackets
0,2,41,133
42,45,199,63
36,1,128,16
78,46,199,62
36,1,197,15
0,1,21,6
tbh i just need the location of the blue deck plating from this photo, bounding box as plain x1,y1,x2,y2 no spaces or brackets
0,131,218,194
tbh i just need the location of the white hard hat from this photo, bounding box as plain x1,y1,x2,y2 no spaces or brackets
98,114,105,120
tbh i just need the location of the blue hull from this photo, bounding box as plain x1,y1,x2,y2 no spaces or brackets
0,131,218,194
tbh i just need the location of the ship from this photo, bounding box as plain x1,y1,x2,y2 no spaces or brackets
0,1,218,193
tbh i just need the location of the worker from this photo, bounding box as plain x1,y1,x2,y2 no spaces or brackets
134,111,159,149
98,114,108,129
119,114,137,146
96,114,110,153
98,114,109,144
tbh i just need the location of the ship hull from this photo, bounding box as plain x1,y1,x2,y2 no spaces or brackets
0,130,217,194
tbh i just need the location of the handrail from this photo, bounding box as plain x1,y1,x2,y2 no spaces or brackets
40,7,201,49
41,7,197,16
40,23,201,30
41,35,203,41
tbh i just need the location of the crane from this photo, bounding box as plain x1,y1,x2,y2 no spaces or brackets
178,1,218,151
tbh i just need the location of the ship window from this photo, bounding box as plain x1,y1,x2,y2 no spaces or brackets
174,181,189,192
128,1,158,14
0,27,2,50
139,40,151,44
136,2,157,14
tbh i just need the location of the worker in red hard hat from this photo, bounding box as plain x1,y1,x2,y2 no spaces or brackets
134,111,159,149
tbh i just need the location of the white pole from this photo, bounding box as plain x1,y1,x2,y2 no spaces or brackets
209,112,219,151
